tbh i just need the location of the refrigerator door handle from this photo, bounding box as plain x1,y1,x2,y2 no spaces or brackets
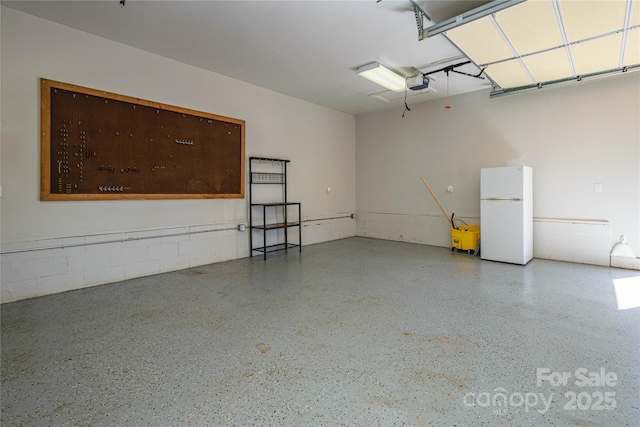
482,197,522,201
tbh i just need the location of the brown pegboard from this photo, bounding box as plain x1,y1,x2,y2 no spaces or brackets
41,78,245,200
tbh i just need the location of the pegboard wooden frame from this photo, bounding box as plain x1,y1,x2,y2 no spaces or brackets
41,78,245,200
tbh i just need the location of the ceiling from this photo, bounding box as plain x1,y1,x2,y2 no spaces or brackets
2,0,494,116
437,0,640,96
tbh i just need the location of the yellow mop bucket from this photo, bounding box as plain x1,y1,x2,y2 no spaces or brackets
451,225,480,252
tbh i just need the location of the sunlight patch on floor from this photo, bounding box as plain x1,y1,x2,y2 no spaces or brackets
613,276,640,310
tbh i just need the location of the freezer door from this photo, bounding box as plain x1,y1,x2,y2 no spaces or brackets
481,199,526,264
481,166,524,200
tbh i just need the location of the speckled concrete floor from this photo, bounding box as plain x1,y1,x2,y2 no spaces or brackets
2,237,639,426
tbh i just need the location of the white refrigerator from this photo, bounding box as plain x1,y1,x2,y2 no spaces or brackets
480,166,533,265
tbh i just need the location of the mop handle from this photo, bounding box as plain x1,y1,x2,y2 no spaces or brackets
421,178,450,221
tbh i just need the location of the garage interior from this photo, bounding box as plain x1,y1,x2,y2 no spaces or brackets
1,1,639,426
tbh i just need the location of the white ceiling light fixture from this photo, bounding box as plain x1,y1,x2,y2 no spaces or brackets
425,0,640,97
356,62,407,92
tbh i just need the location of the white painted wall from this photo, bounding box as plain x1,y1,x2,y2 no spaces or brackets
356,72,640,266
2,6,638,302
0,7,356,302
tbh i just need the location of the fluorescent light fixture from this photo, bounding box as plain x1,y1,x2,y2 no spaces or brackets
357,62,406,92
426,0,640,96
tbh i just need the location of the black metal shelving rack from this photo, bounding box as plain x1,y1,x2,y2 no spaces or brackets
249,157,302,259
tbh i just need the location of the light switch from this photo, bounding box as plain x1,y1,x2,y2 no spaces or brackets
594,183,603,193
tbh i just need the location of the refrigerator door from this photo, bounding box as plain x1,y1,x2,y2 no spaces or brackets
481,166,524,200
481,199,526,264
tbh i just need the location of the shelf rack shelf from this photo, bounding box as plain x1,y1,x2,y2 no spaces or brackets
249,157,302,259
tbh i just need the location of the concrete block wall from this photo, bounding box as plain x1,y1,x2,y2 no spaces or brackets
356,213,612,266
533,219,611,266
356,211,477,248
1,224,249,301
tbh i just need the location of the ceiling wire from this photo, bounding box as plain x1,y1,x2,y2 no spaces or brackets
401,61,486,115
402,94,411,117
423,61,485,110
402,77,411,117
